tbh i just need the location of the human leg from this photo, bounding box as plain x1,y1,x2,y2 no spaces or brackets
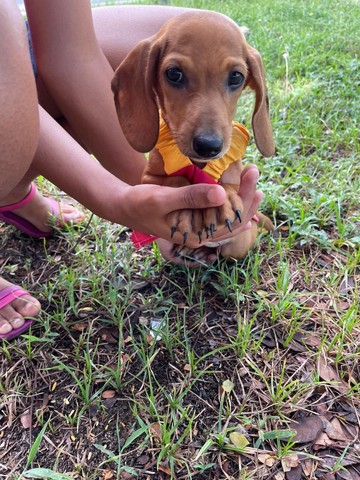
0,1,41,336
91,5,189,70
0,1,85,232
0,1,84,337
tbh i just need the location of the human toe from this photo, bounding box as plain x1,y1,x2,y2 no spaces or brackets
57,203,87,225
0,294,40,335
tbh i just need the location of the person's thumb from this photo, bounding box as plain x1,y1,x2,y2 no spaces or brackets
173,184,226,210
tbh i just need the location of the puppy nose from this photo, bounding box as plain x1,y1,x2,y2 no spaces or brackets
192,134,223,158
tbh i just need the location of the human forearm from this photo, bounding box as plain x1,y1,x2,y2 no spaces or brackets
25,0,146,184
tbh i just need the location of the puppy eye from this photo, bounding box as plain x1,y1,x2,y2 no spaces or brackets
228,71,245,89
165,67,184,86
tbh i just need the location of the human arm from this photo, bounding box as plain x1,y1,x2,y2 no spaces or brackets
24,0,145,184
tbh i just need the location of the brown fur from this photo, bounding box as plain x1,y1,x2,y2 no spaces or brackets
112,11,275,259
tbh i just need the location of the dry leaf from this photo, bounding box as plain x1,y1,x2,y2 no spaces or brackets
20,412,32,429
253,380,266,389
336,301,350,311
322,474,336,480
339,276,355,294
324,417,353,442
289,415,324,443
302,459,314,477
343,467,360,480
229,432,249,449
99,327,119,344
71,322,87,332
285,465,303,480
222,379,234,393
136,454,150,466
317,357,348,394
120,472,134,479
281,454,299,472
158,465,171,475
102,470,114,480
121,353,131,363
313,431,334,449
102,390,116,399
258,453,276,466
274,472,285,480
150,422,162,439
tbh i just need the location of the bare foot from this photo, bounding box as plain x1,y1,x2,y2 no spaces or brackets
0,277,41,336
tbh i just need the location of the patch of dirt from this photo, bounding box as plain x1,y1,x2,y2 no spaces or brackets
1,224,359,479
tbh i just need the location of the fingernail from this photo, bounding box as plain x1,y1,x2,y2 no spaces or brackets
207,186,226,205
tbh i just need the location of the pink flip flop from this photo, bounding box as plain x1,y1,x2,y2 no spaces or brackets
0,183,60,238
0,285,34,340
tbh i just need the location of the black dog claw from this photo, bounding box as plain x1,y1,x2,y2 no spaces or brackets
170,226,177,238
210,223,216,238
235,210,242,223
198,231,203,244
182,232,188,245
205,227,210,239
225,219,232,232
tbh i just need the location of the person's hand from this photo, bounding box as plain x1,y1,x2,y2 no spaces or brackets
115,178,227,243
113,163,262,267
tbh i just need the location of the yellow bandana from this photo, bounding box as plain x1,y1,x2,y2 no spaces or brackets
155,117,250,181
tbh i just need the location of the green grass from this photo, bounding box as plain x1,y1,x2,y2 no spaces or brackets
1,0,359,478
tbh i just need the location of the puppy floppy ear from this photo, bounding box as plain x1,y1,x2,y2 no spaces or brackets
111,37,161,153
246,47,275,157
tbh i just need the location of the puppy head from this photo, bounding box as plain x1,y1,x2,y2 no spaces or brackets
112,11,274,158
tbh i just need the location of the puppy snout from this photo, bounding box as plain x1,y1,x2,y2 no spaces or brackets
192,133,223,158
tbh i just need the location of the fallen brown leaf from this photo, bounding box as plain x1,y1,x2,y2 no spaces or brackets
317,357,349,394
71,322,87,332
150,422,162,440
258,453,276,466
302,459,314,477
289,415,324,443
136,454,150,466
20,412,32,429
102,469,114,479
158,464,171,475
281,454,299,472
313,432,335,450
99,327,119,344
343,466,360,480
324,417,354,442
274,472,285,480
285,464,302,480
102,390,116,399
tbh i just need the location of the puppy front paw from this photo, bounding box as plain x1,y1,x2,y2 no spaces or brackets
167,186,243,243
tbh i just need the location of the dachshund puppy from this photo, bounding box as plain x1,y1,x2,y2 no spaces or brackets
112,10,275,259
